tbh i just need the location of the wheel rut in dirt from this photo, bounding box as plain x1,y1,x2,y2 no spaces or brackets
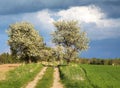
51,67,63,88
25,67,47,88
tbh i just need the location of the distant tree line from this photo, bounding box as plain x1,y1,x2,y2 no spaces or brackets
0,53,20,64
1,52,120,66
74,58,120,65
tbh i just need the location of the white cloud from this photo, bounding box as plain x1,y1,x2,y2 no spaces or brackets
83,23,120,40
36,10,55,32
57,5,105,23
98,19,120,28
56,5,120,40
21,9,55,32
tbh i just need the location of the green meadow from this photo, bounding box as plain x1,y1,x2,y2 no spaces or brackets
59,64,120,88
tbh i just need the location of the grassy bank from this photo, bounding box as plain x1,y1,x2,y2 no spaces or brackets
35,67,54,88
0,63,43,88
59,64,92,88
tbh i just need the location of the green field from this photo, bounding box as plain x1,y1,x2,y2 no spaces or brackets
80,64,120,88
59,64,120,88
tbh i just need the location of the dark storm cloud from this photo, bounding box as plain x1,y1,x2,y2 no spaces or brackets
96,0,120,18
0,0,120,18
0,0,78,15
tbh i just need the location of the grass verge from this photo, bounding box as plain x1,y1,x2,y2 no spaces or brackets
59,63,92,88
35,67,54,88
0,63,43,88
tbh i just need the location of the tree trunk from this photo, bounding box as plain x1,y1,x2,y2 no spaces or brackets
28,58,32,63
26,56,31,63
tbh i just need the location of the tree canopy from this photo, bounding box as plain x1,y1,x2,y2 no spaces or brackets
7,22,44,63
52,20,89,63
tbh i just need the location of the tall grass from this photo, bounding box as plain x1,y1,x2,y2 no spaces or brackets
59,63,92,88
0,63,43,88
35,67,54,88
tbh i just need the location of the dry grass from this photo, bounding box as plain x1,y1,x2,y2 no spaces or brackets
0,64,20,80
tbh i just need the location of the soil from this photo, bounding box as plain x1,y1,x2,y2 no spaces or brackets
0,64,20,80
51,67,64,88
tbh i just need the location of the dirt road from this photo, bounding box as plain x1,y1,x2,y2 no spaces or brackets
51,67,64,88
25,67,47,88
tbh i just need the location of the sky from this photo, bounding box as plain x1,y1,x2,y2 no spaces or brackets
0,0,120,58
